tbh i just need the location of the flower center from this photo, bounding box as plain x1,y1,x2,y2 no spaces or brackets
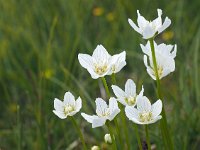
98,109,110,117
64,105,74,115
94,64,108,75
125,96,136,106
139,111,153,122
153,66,163,78
157,66,163,78
149,21,157,31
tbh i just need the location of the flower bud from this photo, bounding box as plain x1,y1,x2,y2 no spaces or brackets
104,133,112,144
91,145,100,150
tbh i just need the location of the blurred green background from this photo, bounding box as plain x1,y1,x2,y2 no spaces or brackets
0,0,200,149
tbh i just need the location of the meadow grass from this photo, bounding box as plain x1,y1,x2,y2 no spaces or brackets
0,0,200,149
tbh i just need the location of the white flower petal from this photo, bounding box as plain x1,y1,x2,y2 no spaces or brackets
152,9,162,29
87,68,100,79
92,117,106,128
75,97,82,112
108,109,120,121
64,92,76,106
136,96,151,112
144,55,156,80
151,99,162,118
148,115,162,124
110,51,126,73
92,45,111,62
142,25,156,39
138,85,144,97
68,111,78,116
130,117,145,125
111,85,126,98
54,98,64,111
125,79,136,96
128,18,142,34
140,42,150,55
117,98,127,106
81,113,97,123
109,97,119,112
53,110,66,119
158,17,171,33
78,54,94,70
137,10,149,29
125,106,139,121
95,98,108,115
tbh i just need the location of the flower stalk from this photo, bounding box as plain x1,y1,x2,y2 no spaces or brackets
145,125,151,150
133,124,143,150
70,116,87,150
119,104,131,150
149,38,174,149
101,77,111,98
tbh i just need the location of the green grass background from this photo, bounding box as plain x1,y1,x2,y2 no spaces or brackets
0,0,200,149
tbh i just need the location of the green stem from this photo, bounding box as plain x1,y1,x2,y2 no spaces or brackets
101,77,111,98
111,73,117,84
106,122,117,150
145,125,151,150
119,104,131,150
133,124,143,150
114,118,123,149
149,39,174,149
70,116,87,150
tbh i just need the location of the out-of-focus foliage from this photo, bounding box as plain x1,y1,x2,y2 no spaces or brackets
0,0,199,149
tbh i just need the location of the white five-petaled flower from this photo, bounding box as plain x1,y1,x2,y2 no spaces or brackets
81,97,120,128
78,44,126,79
125,95,162,124
128,9,171,39
141,41,177,80
53,91,82,119
112,79,144,107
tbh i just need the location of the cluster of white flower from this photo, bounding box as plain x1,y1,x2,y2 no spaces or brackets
52,8,176,149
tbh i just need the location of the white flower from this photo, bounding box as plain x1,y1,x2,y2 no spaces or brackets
125,95,162,124
141,41,177,80
78,44,126,79
81,97,120,128
128,9,171,39
104,133,112,144
53,92,82,119
111,79,144,106
91,146,100,150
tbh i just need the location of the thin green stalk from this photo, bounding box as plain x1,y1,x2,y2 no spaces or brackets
70,116,87,150
133,124,142,150
111,73,117,84
149,38,174,149
119,104,131,150
101,77,111,98
106,122,117,150
145,125,151,150
114,118,123,149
